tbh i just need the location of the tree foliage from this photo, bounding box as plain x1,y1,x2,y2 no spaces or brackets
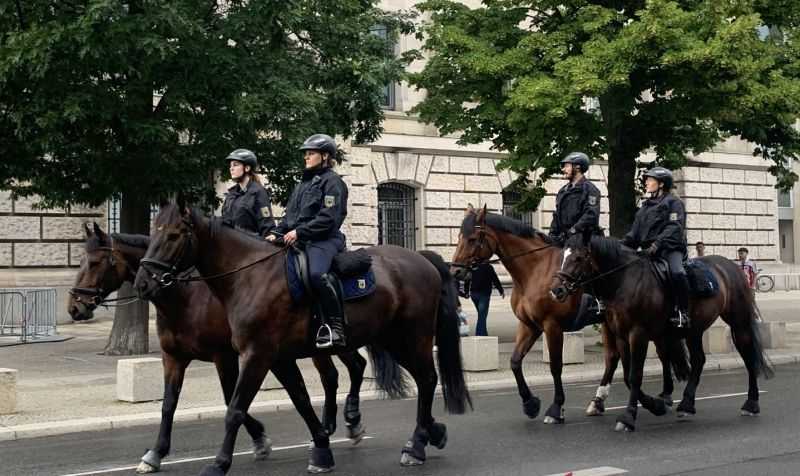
410,0,800,236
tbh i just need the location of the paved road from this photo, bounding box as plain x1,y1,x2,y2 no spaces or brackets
3,364,798,476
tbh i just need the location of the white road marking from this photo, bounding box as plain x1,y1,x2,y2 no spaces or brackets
604,390,766,411
545,466,628,476
59,436,374,476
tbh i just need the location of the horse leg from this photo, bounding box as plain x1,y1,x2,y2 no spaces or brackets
510,320,543,419
137,353,188,474
677,333,705,418
543,324,566,424
271,360,335,473
654,339,675,407
214,353,271,461
730,323,763,416
615,329,649,432
312,354,339,436
337,350,367,443
198,354,272,476
587,324,617,416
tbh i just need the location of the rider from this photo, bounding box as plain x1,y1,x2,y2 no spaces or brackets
222,148,276,237
267,134,349,348
620,166,690,328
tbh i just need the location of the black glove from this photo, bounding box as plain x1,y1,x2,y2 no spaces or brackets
647,242,659,256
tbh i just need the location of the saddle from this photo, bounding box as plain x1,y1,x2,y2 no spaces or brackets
285,247,377,305
648,257,718,298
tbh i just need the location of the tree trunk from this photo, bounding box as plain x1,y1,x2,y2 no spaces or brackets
103,193,151,355
600,91,639,238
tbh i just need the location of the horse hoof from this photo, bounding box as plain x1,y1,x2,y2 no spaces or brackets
586,398,605,416
137,449,161,474
523,397,541,419
199,465,226,476
253,436,272,461
543,404,565,424
429,422,448,450
307,465,334,474
614,422,634,432
308,446,334,473
740,399,760,416
347,423,366,445
676,401,696,418
400,452,425,466
650,398,668,417
543,415,564,424
677,411,694,419
136,461,158,474
659,394,674,407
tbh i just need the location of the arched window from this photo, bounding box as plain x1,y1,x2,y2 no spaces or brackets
378,182,416,249
502,189,535,227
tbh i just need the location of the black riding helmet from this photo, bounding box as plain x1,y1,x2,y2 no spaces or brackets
225,149,258,170
643,166,674,191
560,152,590,173
299,134,338,159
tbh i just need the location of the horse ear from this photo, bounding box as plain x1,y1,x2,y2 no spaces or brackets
176,192,188,213
92,221,104,236
465,203,474,216
84,222,93,238
476,203,487,224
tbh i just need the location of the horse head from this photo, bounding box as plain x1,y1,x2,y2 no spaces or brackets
550,233,597,302
451,204,500,281
68,222,124,320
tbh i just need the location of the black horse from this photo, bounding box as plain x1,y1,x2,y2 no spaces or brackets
552,236,773,432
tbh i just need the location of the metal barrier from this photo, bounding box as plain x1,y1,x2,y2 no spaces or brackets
0,287,58,343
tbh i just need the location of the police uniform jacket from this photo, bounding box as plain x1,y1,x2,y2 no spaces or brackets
275,167,348,242
549,178,602,239
222,181,275,236
621,193,687,253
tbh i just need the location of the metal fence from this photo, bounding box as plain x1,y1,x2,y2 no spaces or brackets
0,288,58,344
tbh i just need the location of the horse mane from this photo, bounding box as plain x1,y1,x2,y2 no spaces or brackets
589,235,637,269
208,215,269,243
461,211,550,242
110,233,150,249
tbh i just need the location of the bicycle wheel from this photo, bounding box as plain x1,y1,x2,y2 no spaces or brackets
756,275,774,293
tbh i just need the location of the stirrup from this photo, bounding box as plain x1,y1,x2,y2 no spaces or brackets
671,309,689,328
316,324,334,349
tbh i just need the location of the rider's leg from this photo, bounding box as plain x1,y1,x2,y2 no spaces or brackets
308,239,346,348
666,250,690,327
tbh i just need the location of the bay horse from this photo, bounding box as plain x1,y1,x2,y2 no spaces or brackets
133,203,471,475
552,235,774,431
68,223,368,473
451,206,682,423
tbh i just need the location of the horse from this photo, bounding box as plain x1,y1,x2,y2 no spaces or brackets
451,205,680,423
551,235,774,431
133,202,471,475
68,222,368,473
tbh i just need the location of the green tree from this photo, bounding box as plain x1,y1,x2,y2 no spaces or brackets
1,0,412,354
410,0,800,236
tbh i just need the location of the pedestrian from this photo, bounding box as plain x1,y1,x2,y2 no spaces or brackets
221,148,276,237
469,262,504,336
695,241,705,257
738,247,757,295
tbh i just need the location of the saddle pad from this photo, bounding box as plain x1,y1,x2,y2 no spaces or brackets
286,249,376,304
685,259,719,298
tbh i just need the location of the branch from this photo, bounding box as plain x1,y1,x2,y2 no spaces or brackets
15,0,25,30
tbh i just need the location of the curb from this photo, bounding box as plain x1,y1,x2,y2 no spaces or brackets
1,352,798,442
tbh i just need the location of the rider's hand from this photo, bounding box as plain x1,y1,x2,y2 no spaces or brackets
284,230,298,245
265,234,276,242
647,242,659,256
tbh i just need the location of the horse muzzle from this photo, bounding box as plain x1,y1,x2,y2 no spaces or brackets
68,301,95,321
550,285,569,303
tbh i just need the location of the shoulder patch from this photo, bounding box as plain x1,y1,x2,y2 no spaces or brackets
588,195,597,206
324,195,336,208
261,206,271,218
670,212,678,221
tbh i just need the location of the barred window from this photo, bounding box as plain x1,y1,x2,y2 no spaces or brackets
378,182,416,249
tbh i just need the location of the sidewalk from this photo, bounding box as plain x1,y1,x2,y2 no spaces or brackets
1,309,800,442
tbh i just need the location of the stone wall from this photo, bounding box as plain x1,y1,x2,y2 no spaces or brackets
0,192,105,268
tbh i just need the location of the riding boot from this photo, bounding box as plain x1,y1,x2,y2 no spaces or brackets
671,273,691,328
315,273,346,349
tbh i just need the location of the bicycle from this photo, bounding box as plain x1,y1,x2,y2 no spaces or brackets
755,269,775,293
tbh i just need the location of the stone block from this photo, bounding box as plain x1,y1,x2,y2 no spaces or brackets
116,358,163,403
0,216,40,240
479,193,502,212
451,228,463,245
680,167,700,182
479,159,497,175
43,217,89,240
758,321,786,349
14,195,65,215
426,227,452,245
431,156,449,172
427,173,464,191
540,195,556,212
711,183,734,198
425,191,450,209
416,155,434,184
686,229,702,245
712,214,732,229
543,331,585,364
373,157,389,183
397,153,418,182
0,368,17,414
684,198,702,212
0,191,11,213
425,246,456,262
757,186,776,201
498,170,513,189
745,170,767,185
703,326,733,354
733,185,757,200
450,192,481,209
701,199,724,213
0,244,11,267
687,214,712,229
461,336,499,371
735,215,757,230
68,203,106,215
702,229,725,244
69,243,86,267
350,164,375,186
757,216,777,230
724,230,747,245
722,169,745,183
746,200,767,215
683,182,711,197
347,205,378,226
450,157,478,174
747,230,769,245
723,200,746,214
13,243,68,266
384,152,398,180
465,175,501,193
349,185,377,207
349,225,378,246
426,209,465,227
348,146,374,165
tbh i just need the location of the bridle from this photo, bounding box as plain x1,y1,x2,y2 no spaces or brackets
553,247,643,298
69,243,139,307
450,224,553,271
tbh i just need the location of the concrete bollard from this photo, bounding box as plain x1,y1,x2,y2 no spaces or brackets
757,321,786,349
543,331,585,365
703,325,733,354
461,336,499,371
0,368,18,414
116,358,163,403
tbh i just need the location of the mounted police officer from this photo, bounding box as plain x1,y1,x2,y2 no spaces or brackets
267,134,349,348
549,152,602,245
621,167,690,328
221,149,276,237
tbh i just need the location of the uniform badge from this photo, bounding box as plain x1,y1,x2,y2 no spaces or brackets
670,212,678,221
588,196,597,206
358,279,366,289
260,206,271,218
324,195,336,208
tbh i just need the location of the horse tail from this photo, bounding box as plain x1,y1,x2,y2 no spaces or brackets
746,300,775,379
418,250,473,414
366,346,411,399
664,335,691,382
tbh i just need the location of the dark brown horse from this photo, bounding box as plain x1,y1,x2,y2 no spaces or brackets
552,235,773,431
68,223,368,473
133,203,471,475
451,206,679,423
